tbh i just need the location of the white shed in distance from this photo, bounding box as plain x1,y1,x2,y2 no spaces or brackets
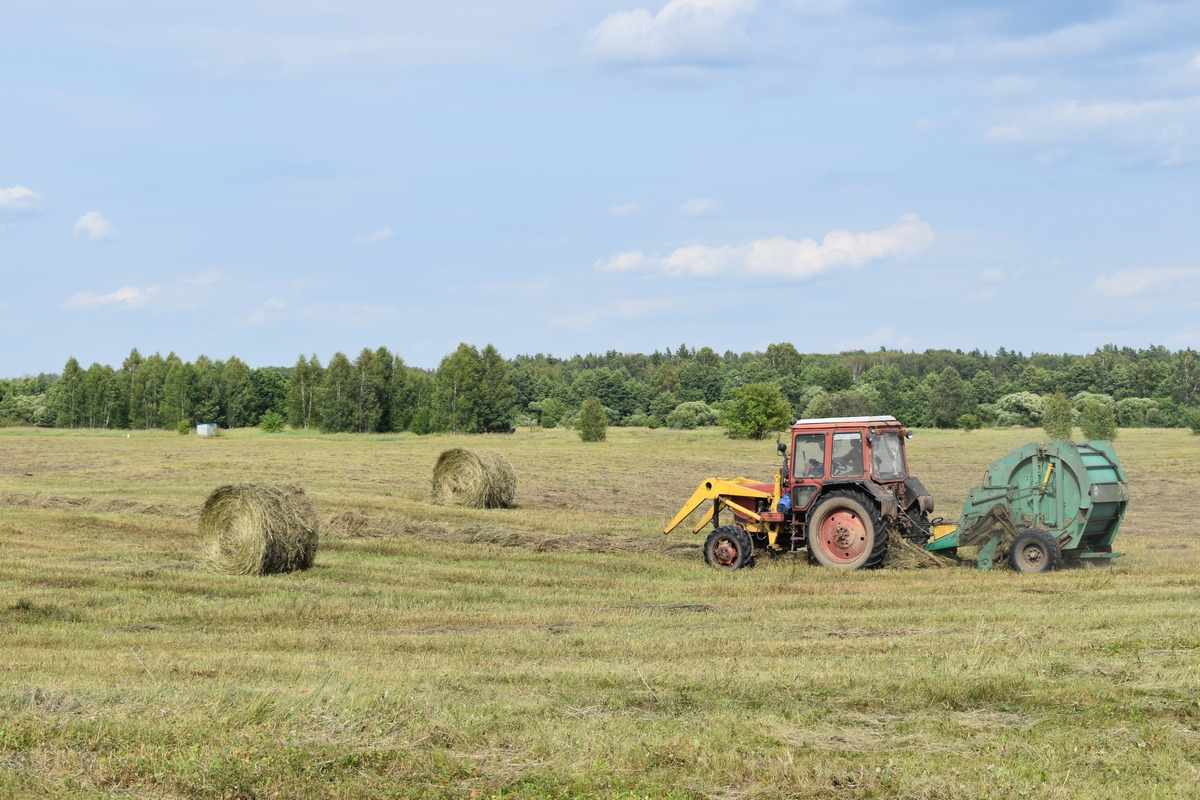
196,423,219,436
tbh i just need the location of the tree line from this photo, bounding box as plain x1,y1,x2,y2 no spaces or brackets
2,342,1199,433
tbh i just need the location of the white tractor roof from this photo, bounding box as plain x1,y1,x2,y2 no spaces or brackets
793,415,899,425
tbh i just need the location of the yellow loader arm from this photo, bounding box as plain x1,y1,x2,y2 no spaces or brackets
663,478,774,536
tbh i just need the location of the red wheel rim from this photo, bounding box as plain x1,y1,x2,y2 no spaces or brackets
712,537,739,567
815,509,868,564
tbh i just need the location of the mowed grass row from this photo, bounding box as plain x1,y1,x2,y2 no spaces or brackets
1,426,1199,799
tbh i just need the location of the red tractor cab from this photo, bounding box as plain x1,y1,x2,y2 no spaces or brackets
664,415,934,570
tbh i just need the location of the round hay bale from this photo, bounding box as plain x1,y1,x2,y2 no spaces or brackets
200,484,319,575
431,449,516,509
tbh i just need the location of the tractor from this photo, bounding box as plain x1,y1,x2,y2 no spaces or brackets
664,415,1128,573
664,416,933,570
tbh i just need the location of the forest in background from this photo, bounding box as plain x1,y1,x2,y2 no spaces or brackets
2,342,1198,434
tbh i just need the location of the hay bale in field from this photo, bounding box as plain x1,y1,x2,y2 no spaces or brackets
200,484,319,575
882,529,955,570
430,448,516,509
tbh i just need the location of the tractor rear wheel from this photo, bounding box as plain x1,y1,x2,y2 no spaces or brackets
1008,528,1062,573
703,526,754,570
806,490,887,570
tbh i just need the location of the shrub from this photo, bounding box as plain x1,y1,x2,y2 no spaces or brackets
1114,397,1160,428
259,410,286,433
530,397,569,429
802,388,877,420
578,397,607,442
1042,392,1073,440
409,408,435,435
666,401,719,429
995,392,1044,427
177,420,191,435
1079,400,1118,441
1189,408,1200,436
722,382,791,440
958,414,981,432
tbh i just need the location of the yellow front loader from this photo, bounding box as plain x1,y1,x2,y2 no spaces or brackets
663,472,787,568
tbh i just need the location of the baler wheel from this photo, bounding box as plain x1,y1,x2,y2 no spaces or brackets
703,526,755,570
806,490,887,570
1008,528,1062,573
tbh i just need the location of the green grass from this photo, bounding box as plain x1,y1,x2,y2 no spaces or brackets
1,425,1199,798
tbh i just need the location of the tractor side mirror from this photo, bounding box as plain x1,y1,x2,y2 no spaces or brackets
777,441,787,454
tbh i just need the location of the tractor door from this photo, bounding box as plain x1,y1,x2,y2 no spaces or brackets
790,432,826,511
830,432,864,478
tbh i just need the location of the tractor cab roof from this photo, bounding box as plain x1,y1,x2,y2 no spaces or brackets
791,415,901,430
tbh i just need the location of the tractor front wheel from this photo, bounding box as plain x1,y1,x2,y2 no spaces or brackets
703,526,754,570
1008,528,1062,573
807,491,887,570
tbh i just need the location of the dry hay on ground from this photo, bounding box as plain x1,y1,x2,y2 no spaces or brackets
430,448,516,509
200,484,319,575
882,529,956,570
452,524,650,553
323,510,447,539
0,492,195,519
322,509,699,557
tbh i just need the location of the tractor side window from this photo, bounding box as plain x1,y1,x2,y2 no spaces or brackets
831,432,864,478
793,434,825,479
870,432,906,480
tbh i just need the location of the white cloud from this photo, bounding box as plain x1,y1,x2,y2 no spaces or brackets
244,300,398,327
72,211,119,241
984,96,1200,165
60,285,160,310
0,185,47,213
607,202,643,217
356,227,395,245
1093,267,1200,297
980,268,1005,282
551,298,672,328
589,0,759,65
596,214,934,279
677,197,717,216
180,267,222,284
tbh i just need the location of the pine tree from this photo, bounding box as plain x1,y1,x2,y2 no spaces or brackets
479,344,517,433
577,397,608,442
432,344,485,433
318,352,357,433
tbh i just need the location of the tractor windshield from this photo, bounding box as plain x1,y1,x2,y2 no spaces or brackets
870,432,906,480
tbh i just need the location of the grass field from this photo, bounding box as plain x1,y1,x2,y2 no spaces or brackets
2,425,1199,799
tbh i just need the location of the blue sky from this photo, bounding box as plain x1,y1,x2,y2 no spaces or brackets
3,0,1200,375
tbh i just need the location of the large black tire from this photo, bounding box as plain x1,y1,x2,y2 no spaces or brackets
703,525,755,570
1008,528,1062,573
806,490,888,570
